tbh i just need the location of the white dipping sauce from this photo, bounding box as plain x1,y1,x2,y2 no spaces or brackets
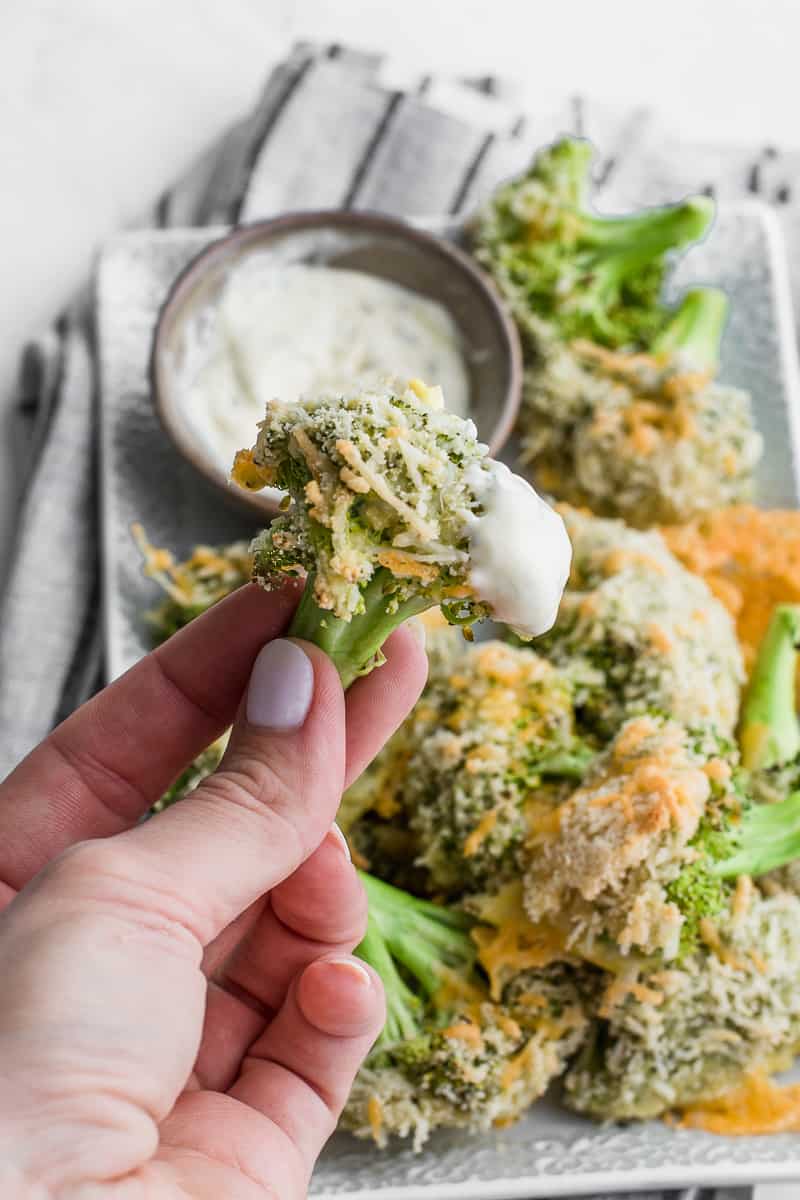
172,259,471,472
465,461,572,638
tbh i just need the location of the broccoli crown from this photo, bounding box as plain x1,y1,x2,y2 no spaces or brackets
523,714,743,966
473,137,713,349
348,875,588,1148
564,891,800,1121
521,289,762,528
233,380,490,625
344,640,593,896
133,525,252,642
536,507,744,739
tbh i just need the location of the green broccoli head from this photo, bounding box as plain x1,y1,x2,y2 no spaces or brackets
232,380,570,686
522,714,744,967
133,526,253,643
345,873,587,1147
473,137,714,350
564,891,800,1121
524,288,762,527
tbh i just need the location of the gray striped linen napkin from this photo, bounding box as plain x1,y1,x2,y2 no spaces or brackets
1,38,798,1200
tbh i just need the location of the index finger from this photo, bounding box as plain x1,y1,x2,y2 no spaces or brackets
0,582,299,891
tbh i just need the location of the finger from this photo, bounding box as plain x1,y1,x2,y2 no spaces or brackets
0,581,301,891
343,622,427,789
229,955,384,1172
107,639,346,947
196,829,366,1090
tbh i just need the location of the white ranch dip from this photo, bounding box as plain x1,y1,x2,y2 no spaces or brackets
173,259,470,473
465,460,572,638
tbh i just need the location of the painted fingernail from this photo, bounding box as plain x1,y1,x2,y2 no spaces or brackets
327,822,352,862
324,957,373,987
246,639,314,730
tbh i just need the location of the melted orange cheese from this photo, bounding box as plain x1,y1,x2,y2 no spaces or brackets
677,1071,800,1135
367,1094,384,1141
231,447,274,491
442,1021,484,1050
661,506,800,675
471,881,567,998
463,808,499,856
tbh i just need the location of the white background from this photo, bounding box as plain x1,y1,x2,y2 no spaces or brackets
1,3,799,1195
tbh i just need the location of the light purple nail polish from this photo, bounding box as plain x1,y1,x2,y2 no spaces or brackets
246,639,314,730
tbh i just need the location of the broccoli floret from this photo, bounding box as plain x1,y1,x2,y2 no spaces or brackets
132,525,253,643
231,380,570,687
343,640,593,896
473,138,713,350
537,288,762,527
344,873,587,1148
564,891,800,1121
536,508,744,739
523,714,744,967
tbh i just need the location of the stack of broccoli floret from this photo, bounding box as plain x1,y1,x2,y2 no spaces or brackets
472,139,762,527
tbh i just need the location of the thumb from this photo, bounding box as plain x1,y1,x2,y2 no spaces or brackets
111,638,346,946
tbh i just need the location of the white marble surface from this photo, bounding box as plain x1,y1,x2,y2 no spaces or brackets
1,9,798,1191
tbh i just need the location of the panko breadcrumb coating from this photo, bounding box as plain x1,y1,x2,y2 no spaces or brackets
564,891,800,1120
345,640,592,894
544,339,760,527
343,966,587,1149
523,715,741,966
538,507,745,738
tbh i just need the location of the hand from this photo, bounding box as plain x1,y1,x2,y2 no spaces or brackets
0,582,427,1198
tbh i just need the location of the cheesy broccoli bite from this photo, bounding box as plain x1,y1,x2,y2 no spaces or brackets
342,874,587,1148
343,640,593,895
232,381,570,687
525,290,762,527
537,508,744,739
564,890,800,1121
523,714,743,966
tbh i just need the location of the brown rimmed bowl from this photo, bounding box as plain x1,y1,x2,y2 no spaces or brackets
150,210,522,518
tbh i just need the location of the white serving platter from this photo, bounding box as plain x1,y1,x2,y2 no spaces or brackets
96,203,800,1196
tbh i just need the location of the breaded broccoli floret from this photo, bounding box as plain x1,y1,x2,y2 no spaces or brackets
524,289,762,526
564,891,800,1120
536,508,744,739
343,640,593,895
133,525,252,642
232,381,569,686
523,715,743,965
472,138,713,351
343,874,587,1148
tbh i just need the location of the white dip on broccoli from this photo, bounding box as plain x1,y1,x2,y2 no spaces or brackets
465,460,571,638
172,259,470,473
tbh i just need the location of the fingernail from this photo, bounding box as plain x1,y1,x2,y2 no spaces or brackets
324,957,373,987
246,639,314,730
408,617,427,650
327,822,352,862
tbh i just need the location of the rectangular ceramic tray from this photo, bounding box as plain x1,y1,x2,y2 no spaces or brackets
96,203,800,1197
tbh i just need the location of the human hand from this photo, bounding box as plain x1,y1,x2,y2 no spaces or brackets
0,582,427,1198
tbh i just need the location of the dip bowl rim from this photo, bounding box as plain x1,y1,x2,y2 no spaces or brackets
150,208,524,519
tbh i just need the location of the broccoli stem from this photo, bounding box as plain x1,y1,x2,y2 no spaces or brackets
739,604,800,771
356,872,480,1046
356,915,422,1045
713,791,800,880
582,195,714,253
288,569,432,689
653,287,729,372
